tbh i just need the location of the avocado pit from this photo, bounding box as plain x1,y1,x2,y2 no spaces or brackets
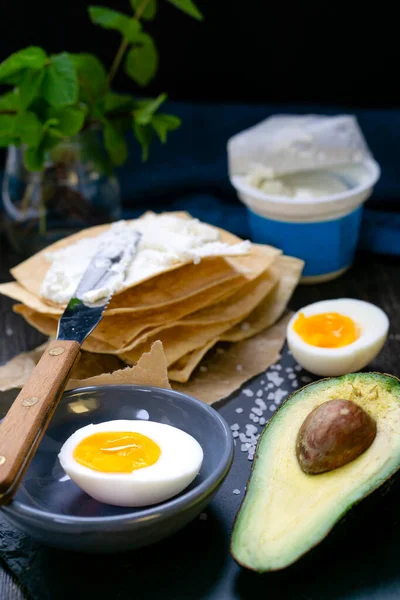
296,399,377,474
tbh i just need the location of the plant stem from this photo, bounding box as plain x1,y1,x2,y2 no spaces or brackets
106,0,152,89
106,38,130,89
134,0,152,20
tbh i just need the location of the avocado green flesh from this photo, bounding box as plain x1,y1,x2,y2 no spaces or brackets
231,373,400,572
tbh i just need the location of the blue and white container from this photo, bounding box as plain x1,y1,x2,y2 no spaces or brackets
228,115,381,283
231,160,380,282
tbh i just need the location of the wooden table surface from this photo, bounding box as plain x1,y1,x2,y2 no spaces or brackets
1,234,400,600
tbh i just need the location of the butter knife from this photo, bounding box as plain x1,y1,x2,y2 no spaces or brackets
0,231,141,504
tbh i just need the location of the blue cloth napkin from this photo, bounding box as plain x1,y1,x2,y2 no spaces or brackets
2,101,400,254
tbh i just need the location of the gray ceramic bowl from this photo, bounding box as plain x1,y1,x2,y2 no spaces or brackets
0,385,233,553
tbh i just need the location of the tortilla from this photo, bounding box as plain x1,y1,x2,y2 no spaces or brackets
10,212,276,301
172,312,292,405
0,282,62,315
220,255,304,342
5,272,247,340
117,266,276,365
168,339,218,383
12,259,279,357
167,254,303,382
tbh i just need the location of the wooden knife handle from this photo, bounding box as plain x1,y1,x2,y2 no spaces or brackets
0,339,81,505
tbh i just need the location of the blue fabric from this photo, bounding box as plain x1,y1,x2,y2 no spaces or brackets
2,101,400,253
248,206,363,277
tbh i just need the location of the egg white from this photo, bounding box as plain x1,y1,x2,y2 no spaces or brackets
287,298,389,377
58,420,204,507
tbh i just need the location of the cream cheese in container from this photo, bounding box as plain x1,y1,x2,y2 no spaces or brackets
228,115,381,283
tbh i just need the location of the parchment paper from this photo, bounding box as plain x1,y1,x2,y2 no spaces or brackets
0,341,170,392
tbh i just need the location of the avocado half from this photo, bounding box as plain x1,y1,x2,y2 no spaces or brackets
231,372,400,572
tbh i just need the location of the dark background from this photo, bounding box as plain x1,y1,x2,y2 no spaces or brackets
0,0,398,108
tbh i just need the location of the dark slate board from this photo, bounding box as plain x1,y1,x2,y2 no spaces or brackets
2,347,400,600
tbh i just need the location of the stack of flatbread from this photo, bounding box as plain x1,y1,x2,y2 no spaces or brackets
0,212,304,392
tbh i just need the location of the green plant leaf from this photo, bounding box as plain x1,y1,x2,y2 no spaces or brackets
130,0,157,20
0,114,18,147
0,90,20,111
167,0,203,20
42,118,60,132
151,113,181,142
104,91,135,113
0,134,16,147
42,53,78,108
88,6,142,41
125,34,158,86
88,6,126,28
0,47,47,82
47,128,66,141
14,111,42,147
104,121,128,165
48,106,86,136
23,145,45,171
71,53,107,102
80,128,114,176
133,122,153,160
134,93,167,125
18,69,45,109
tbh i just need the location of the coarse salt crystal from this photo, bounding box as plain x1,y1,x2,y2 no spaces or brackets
274,389,288,403
246,424,258,435
255,398,266,410
267,372,284,386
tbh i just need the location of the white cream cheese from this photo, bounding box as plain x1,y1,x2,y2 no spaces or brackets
40,214,251,304
244,163,349,199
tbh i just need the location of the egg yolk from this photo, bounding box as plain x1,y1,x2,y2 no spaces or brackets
73,432,161,473
293,312,359,348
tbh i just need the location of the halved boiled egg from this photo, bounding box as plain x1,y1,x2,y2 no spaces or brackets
58,420,203,507
287,299,389,376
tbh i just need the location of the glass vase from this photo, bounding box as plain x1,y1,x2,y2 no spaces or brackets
2,128,121,256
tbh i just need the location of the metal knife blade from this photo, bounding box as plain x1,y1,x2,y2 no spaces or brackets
57,230,141,344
